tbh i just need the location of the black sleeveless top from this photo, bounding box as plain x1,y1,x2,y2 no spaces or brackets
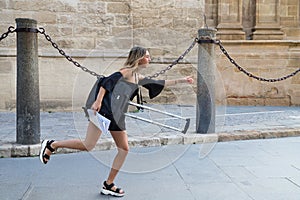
99,72,165,131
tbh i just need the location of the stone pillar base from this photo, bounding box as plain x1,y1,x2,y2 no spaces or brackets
252,27,284,40
217,24,246,40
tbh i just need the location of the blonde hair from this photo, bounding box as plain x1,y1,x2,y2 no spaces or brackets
123,46,147,71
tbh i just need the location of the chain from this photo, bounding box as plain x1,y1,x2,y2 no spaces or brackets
147,37,198,79
215,40,300,82
38,26,197,79
4,25,298,82
0,26,16,42
1,25,196,79
38,27,103,79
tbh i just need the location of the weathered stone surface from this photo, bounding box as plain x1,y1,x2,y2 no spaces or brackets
0,144,12,158
107,2,130,14
0,0,300,110
11,144,29,157
128,137,161,148
29,144,41,156
159,133,184,145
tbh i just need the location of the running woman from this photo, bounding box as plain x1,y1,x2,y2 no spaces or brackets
39,46,194,197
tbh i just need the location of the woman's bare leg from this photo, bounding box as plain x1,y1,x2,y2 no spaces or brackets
105,130,129,192
43,122,102,161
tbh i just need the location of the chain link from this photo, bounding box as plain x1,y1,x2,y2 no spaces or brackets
147,37,198,79
0,26,16,42
215,39,300,82
38,27,103,79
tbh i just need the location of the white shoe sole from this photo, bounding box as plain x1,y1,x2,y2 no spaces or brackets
39,140,48,164
101,188,125,197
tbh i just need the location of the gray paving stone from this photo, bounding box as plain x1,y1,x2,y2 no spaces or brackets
235,178,300,200
189,182,253,200
1,137,300,199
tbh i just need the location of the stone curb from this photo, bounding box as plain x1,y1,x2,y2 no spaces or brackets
1,128,300,158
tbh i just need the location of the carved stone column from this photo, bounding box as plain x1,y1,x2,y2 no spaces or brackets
205,0,218,28
252,0,284,40
242,0,256,40
217,0,245,40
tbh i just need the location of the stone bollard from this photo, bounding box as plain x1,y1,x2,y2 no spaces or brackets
16,18,40,144
196,28,216,133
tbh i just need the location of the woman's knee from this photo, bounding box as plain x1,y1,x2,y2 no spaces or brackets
110,130,129,154
117,145,129,155
83,141,96,151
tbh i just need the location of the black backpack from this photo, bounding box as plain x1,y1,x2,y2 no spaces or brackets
82,76,105,118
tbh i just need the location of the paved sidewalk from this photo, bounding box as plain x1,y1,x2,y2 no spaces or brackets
0,105,300,157
1,106,300,200
1,137,300,200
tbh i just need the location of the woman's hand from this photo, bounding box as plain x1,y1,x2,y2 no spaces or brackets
91,100,101,115
162,76,195,86
176,76,194,84
184,76,194,84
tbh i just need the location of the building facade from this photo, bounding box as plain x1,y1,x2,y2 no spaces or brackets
0,0,299,111
206,0,300,105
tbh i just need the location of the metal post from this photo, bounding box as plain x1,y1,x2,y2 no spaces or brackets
196,28,216,133
16,18,40,144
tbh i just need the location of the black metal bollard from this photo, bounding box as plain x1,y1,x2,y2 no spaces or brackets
196,28,216,133
16,18,40,144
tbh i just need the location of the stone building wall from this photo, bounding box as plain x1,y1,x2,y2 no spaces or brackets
0,0,299,111
205,0,300,40
0,0,203,111
206,0,300,106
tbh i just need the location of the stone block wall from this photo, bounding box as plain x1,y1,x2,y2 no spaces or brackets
215,40,300,106
0,0,203,111
206,0,300,40
0,0,299,111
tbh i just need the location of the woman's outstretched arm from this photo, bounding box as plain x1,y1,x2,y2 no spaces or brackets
164,76,194,86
